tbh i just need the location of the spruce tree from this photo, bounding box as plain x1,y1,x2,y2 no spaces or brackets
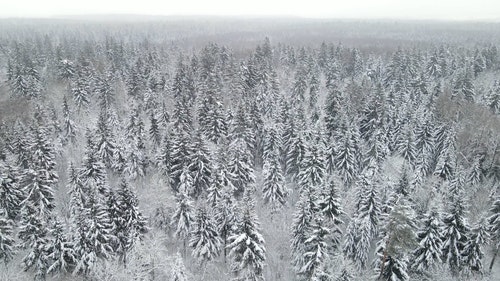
45,219,75,275
0,162,24,220
170,252,189,281
227,192,266,280
189,205,222,263
298,140,326,189
112,179,148,265
488,194,500,273
441,193,469,275
171,191,194,257
412,209,443,273
462,218,489,275
188,132,212,198
214,187,236,263
0,209,15,265
72,191,114,275
299,216,331,280
262,151,288,210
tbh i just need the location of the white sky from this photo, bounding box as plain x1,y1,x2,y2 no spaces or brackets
1,0,500,21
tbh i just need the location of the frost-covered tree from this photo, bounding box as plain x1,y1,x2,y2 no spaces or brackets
462,218,489,275
227,192,266,280
188,132,212,198
291,185,319,271
299,216,332,280
189,205,221,263
441,194,469,275
343,216,371,269
170,252,189,281
0,209,15,265
0,162,24,220
227,137,255,197
298,140,326,189
374,204,416,281
111,179,148,265
72,192,114,276
262,151,288,210
488,194,500,273
412,209,443,273
45,219,75,275
214,187,236,263
171,191,194,257
62,96,77,144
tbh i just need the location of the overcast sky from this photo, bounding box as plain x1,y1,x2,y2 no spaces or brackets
1,0,500,21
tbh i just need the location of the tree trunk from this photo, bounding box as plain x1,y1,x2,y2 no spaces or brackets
489,246,498,273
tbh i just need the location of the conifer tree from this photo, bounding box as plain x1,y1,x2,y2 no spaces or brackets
227,138,255,197
343,216,371,269
291,186,319,271
188,132,212,198
374,204,416,281
62,96,77,144
171,191,194,257
298,140,326,189
0,209,15,265
214,187,236,263
318,177,344,246
0,162,24,220
45,219,75,275
441,193,469,275
488,194,500,273
262,151,288,210
170,252,189,281
227,191,266,280
189,205,222,263
72,191,114,276
111,179,148,265
299,216,331,280
462,218,489,275
18,202,49,281
412,209,443,273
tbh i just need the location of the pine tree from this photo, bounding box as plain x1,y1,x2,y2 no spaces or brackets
412,209,443,272
189,205,222,263
45,219,75,275
0,209,15,265
95,108,117,168
227,192,266,280
171,191,194,257
335,125,360,186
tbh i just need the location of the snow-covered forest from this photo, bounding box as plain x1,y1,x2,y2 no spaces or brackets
0,18,499,281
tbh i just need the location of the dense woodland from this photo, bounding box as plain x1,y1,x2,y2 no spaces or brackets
0,18,499,281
